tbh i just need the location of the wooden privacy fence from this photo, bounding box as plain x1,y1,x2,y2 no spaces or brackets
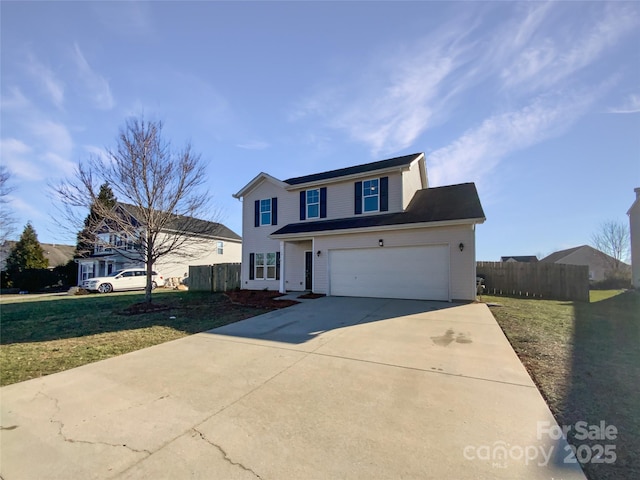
476,262,589,302
188,263,241,292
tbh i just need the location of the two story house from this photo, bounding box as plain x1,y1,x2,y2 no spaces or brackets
76,203,242,285
233,153,485,301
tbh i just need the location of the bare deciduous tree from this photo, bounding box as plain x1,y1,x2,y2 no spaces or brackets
0,165,16,244
53,116,220,303
591,220,630,274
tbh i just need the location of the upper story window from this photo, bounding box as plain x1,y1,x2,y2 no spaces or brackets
355,177,388,215
255,198,278,227
299,187,326,220
307,189,320,219
260,199,271,225
217,241,224,255
363,179,379,212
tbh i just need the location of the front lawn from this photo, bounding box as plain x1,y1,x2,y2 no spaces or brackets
0,290,273,386
485,290,639,480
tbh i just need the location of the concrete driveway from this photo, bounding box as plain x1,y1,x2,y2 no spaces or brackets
1,297,585,479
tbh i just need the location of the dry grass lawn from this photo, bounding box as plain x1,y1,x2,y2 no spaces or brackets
485,290,639,480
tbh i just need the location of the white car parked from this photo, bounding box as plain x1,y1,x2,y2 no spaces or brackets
82,268,165,293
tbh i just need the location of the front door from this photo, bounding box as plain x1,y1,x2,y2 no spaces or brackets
304,251,313,290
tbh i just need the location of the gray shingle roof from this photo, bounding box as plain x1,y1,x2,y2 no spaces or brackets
118,203,241,241
283,153,422,186
271,183,485,236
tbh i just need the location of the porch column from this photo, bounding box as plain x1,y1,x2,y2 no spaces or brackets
279,240,285,294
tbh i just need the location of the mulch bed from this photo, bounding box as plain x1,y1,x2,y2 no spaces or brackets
224,290,298,309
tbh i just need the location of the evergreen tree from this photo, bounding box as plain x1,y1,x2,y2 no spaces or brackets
6,223,48,274
76,182,117,257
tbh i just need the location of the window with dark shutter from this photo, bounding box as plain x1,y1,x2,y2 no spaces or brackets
299,191,306,221
380,177,389,212
249,253,255,280
276,252,281,280
320,187,327,218
271,197,278,225
254,200,260,227
354,181,363,215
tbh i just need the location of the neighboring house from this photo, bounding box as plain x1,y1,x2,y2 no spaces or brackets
0,241,75,271
500,255,538,263
76,203,241,285
540,245,630,282
232,153,485,301
628,187,640,288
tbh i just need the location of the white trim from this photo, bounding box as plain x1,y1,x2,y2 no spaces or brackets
279,241,285,293
270,218,486,240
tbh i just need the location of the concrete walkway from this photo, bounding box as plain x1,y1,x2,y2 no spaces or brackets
1,297,585,479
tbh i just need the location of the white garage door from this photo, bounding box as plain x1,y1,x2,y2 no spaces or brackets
329,245,449,301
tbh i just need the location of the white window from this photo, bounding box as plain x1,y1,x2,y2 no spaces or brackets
255,253,265,279
363,179,379,212
255,252,277,280
217,241,224,254
260,199,271,225
306,189,320,219
81,263,94,281
266,253,277,279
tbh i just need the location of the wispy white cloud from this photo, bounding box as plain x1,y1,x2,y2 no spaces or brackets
291,16,478,156
0,87,31,111
73,43,114,110
500,3,639,92
608,93,640,114
236,141,270,150
24,53,64,109
0,138,43,180
427,89,602,187
291,1,637,166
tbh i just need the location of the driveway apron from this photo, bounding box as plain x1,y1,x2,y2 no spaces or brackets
0,297,586,479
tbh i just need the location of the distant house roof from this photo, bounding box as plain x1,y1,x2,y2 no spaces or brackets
501,256,539,263
540,245,629,267
271,183,485,237
117,203,241,241
540,245,587,264
0,241,75,270
283,153,423,186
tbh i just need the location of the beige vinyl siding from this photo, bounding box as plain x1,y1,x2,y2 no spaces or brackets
313,224,477,300
402,160,426,209
241,180,294,290
156,238,242,279
292,172,404,221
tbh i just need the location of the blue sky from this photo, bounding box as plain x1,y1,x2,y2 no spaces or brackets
1,1,639,260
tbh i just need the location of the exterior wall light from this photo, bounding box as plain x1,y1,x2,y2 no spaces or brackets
379,239,384,247
459,243,464,252
317,250,321,257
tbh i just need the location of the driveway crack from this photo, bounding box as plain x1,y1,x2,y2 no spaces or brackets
38,391,151,456
192,428,262,479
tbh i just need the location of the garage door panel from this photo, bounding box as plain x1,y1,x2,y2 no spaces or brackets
329,245,449,301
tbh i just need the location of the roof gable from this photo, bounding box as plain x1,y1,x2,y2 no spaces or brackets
233,172,289,199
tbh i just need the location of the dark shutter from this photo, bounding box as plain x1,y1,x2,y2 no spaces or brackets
299,191,306,221
249,253,255,280
380,176,389,212
320,187,327,218
276,252,281,280
254,200,260,227
354,181,363,215
271,197,278,225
